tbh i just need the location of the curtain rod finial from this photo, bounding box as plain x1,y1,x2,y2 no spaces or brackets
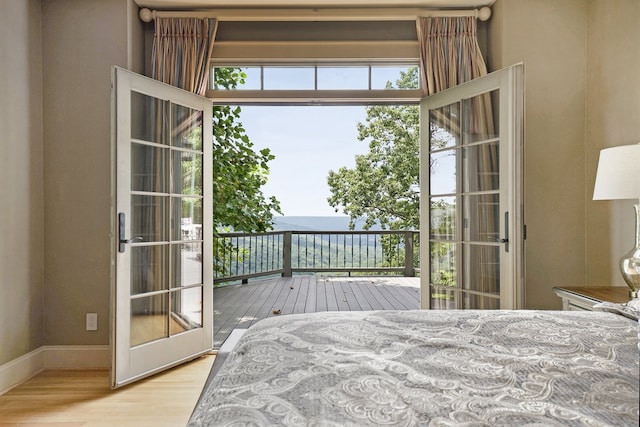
478,7,491,21
139,8,153,23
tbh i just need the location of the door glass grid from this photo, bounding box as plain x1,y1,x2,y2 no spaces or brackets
428,89,501,309
130,245,169,295
130,294,168,347
129,92,204,347
131,91,168,144
131,144,169,192
131,195,168,242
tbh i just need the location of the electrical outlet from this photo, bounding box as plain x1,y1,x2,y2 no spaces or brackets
86,313,98,331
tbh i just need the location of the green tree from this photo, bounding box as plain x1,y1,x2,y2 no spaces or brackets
212,68,281,232
327,68,420,231
211,69,281,279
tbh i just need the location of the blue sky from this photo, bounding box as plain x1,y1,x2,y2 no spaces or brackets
240,105,369,216
229,65,417,217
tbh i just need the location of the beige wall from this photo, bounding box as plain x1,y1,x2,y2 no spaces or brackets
42,0,143,346
0,0,45,365
585,0,640,286
489,0,639,308
1,0,144,366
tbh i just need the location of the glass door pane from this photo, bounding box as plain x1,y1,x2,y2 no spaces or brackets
127,97,205,345
170,103,204,336
129,89,172,347
429,91,500,309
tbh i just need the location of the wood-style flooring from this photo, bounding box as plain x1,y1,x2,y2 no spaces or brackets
0,355,215,427
214,275,420,347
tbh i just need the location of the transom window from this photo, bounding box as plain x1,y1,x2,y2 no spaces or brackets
211,64,420,91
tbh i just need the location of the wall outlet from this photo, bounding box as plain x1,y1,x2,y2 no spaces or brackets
86,313,98,331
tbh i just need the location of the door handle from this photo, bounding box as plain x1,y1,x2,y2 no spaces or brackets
118,212,143,253
122,236,143,244
502,212,509,252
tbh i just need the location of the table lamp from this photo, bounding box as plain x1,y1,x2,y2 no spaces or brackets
593,143,640,298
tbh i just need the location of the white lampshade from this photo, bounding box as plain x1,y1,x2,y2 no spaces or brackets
593,143,640,201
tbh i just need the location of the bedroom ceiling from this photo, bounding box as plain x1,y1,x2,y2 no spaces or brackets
134,0,495,10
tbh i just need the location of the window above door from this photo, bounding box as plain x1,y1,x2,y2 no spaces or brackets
207,62,423,105
212,63,420,91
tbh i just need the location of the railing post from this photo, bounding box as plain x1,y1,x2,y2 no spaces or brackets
404,231,415,277
283,231,292,277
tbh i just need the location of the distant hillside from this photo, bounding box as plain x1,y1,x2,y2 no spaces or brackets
272,216,379,231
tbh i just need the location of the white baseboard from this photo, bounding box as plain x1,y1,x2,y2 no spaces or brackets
0,345,110,395
43,345,110,370
0,347,45,395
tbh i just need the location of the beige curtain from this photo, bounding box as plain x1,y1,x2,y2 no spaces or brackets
152,17,218,96
418,16,498,307
417,16,488,95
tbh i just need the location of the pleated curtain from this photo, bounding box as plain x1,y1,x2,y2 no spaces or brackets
417,16,488,95
152,17,218,96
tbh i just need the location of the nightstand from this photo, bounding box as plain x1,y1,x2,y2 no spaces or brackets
552,286,632,311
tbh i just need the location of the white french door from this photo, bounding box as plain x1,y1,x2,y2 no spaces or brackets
419,64,525,310
111,67,213,388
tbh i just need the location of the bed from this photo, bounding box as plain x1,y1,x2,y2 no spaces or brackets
189,309,639,426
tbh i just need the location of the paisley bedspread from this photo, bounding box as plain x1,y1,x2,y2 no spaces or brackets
189,310,639,426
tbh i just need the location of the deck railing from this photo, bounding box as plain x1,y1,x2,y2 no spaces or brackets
214,230,419,284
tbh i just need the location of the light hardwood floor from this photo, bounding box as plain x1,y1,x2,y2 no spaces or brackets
0,355,215,427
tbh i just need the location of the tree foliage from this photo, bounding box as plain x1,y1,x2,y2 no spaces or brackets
212,68,281,232
327,68,420,231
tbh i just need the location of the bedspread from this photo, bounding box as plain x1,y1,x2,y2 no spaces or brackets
189,310,639,426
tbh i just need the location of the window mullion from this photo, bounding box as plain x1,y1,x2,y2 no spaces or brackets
314,66,318,90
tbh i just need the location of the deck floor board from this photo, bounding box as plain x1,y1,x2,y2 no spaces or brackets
213,276,420,347
340,280,363,311
316,279,328,312
213,280,266,341
246,277,288,329
349,280,374,311
233,277,281,330
354,279,387,310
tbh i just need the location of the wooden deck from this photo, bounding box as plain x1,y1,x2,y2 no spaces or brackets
213,275,420,347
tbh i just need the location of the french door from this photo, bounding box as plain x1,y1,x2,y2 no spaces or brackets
111,67,213,388
419,64,525,310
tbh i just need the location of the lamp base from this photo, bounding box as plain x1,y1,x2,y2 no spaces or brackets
620,250,640,298
620,203,640,299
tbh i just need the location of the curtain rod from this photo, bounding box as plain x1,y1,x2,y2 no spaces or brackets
139,7,492,23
